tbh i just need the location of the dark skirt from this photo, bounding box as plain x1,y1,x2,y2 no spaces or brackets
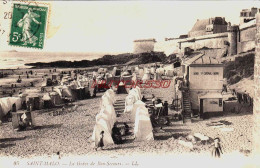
212,147,221,158
97,138,104,148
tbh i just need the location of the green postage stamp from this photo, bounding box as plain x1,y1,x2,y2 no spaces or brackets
9,3,48,49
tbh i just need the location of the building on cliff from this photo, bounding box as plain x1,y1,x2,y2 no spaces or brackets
188,17,228,38
134,7,258,57
240,7,259,25
133,38,156,54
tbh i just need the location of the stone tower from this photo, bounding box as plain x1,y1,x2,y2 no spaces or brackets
133,39,156,54
227,24,239,56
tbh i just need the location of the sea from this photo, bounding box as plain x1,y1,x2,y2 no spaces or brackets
0,51,108,69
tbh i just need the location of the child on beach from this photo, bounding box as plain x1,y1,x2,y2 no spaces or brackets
95,131,104,151
211,137,223,158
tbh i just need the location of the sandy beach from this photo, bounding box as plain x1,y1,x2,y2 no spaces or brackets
0,73,253,158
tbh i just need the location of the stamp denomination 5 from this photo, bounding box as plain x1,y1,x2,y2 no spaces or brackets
9,2,49,49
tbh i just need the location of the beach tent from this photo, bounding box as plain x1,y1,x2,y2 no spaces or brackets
92,71,98,79
132,73,137,84
165,69,174,77
154,73,162,80
112,67,121,77
67,85,78,101
9,97,22,111
124,94,135,113
139,69,144,78
144,67,150,74
130,100,146,122
121,76,132,85
106,77,114,86
142,73,151,83
91,113,114,147
96,111,113,133
76,87,85,100
54,87,62,97
132,88,141,100
42,93,52,109
116,82,128,94
156,68,165,76
26,95,41,110
135,86,142,100
105,73,112,81
112,76,121,86
101,94,116,123
84,87,91,99
105,89,116,104
134,106,154,141
164,64,175,77
129,89,140,103
50,92,63,106
121,71,130,77
150,67,156,74
0,97,12,117
98,68,106,74
61,85,73,100
0,97,22,117
135,66,139,73
102,105,116,125
101,94,113,107
19,94,28,109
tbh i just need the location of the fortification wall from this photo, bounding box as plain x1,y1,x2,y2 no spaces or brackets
135,20,257,56
154,39,180,55
238,21,256,53
179,33,228,52
154,33,228,56
188,30,205,38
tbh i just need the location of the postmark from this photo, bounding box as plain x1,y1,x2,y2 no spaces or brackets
9,2,48,49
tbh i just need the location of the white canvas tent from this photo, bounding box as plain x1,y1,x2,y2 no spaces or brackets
105,89,116,104
132,73,137,83
130,100,145,122
132,88,141,100
129,89,140,103
150,67,155,74
0,97,22,117
96,110,113,133
164,64,175,77
101,94,113,107
100,95,116,124
91,113,114,147
135,66,139,73
142,73,151,83
50,92,63,105
135,86,142,100
134,106,154,141
138,69,144,78
124,94,135,113
154,73,162,80
156,68,165,76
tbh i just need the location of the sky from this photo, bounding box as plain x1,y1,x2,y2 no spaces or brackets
1,1,260,53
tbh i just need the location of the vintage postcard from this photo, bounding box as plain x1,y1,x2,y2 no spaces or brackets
0,1,260,168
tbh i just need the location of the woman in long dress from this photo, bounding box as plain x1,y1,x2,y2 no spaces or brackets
211,137,223,158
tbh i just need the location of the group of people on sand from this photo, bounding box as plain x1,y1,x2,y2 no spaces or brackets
96,122,130,151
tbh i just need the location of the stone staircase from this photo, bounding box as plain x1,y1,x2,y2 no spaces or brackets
113,99,125,117
182,89,192,122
